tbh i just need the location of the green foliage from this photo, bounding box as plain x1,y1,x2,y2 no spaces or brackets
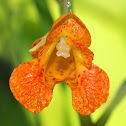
95,80,126,126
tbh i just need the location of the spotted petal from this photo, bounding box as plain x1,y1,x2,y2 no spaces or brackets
67,64,109,115
9,34,60,113
9,59,53,113
46,12,91,48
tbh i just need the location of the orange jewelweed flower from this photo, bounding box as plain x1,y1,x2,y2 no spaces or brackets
9,12,109,115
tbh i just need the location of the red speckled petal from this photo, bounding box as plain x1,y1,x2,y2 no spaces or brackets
72,46,94,69
67,64,109,115
9,59,53,113
46,12,91,48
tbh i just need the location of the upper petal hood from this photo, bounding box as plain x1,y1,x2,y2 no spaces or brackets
46,12,91,48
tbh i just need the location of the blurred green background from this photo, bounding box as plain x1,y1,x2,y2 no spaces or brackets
0,0,126,126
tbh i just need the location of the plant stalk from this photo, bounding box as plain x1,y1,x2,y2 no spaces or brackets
57,0,72,15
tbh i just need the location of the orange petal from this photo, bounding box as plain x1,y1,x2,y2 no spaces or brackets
38,38,58,71
72,46,94,69
9,59,53,113
67,64,109,115
46,12,91,48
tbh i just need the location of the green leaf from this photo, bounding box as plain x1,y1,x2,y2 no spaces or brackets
33,0,53,31
95,80,126,126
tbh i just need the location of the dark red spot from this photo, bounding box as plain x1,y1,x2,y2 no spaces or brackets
41,69,44,73
78,74,80,78
45,77,48,82
38,58,40,62
69,60,73,64
60,71,64,76
83,61,86,65
33,43,37,46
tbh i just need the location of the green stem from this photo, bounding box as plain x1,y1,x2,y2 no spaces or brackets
79,114,94,126
57,0,72,15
